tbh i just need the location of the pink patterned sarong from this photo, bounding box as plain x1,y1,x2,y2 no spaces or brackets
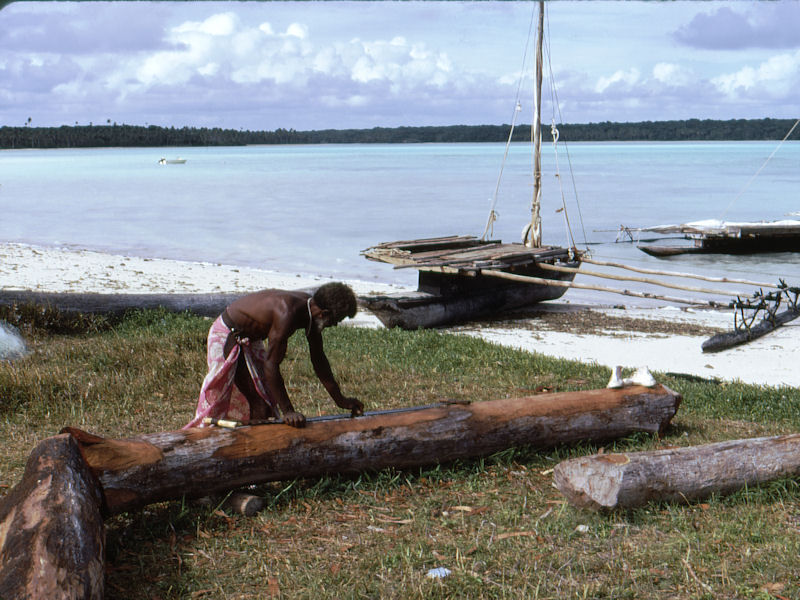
184,315,276,428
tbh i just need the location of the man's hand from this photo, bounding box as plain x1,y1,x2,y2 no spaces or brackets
283,411,307,428
337,397,364,417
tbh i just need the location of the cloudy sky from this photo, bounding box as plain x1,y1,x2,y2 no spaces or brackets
1,1,799,131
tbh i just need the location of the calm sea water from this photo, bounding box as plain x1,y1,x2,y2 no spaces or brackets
2,141,799,305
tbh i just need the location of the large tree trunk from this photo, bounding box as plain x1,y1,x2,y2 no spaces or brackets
0,290,244,317
64,385,681,515
0,434,105,600
553,433,800,510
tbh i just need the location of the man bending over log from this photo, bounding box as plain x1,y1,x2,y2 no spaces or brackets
185,282,363,429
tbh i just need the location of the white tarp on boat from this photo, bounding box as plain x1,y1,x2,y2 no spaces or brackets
639,219,800,237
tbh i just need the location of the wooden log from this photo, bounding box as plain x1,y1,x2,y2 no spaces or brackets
225,492,266,517
0,434,105,600
192,491,266,516
0,290,244,317
63,385,681,515
553,433,800,510
701,306,800,352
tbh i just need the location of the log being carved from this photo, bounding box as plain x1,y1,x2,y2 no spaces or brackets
553,433,800,510
65,385,681,515
0,385,680,598
0,434,105,600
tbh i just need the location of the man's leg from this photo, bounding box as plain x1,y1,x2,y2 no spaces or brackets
233,357,275,420
222,334,275,421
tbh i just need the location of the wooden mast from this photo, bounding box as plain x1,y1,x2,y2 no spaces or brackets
528,0,544,248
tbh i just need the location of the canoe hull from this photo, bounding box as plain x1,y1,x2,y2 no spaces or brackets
362,263,578,329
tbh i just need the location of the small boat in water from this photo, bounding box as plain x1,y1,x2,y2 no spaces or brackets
635,219,800,257
158,157,187,165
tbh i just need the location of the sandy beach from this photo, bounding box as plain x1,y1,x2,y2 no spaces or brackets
2,241,798,388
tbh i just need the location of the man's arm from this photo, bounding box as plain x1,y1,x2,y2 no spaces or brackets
261,335,307,427
307,330,364,416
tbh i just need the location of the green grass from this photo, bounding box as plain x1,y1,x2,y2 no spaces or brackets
1,307,799,599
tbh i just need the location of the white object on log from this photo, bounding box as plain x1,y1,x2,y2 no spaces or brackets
553,433,800,510
607,365,656,389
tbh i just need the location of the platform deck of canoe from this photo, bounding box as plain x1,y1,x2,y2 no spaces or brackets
362,235,574,273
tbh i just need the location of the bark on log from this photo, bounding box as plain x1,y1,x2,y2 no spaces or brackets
64,385,681,515
0,434,105,600
553,433,800,510
0,290,244,317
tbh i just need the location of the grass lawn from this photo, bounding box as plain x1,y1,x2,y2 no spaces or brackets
1,307,799,599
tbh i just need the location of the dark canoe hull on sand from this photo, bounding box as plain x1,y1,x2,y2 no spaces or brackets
361,264,578,329
0,290,244,317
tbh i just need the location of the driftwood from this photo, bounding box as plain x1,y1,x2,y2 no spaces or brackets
553,433,800,510
0,434,105,600
0,290,243,317
702,305,800,352
65,385,681,515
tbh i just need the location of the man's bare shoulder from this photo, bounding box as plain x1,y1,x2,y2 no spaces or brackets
227,289,311,336
231,289,309,307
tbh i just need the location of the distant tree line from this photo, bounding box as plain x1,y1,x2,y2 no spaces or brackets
0,118,796,149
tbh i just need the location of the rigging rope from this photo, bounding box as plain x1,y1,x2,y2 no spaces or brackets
480,5,537,241
720,118,800,220
542,9,588,253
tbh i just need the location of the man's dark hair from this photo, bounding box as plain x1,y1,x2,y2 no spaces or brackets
313,282,357,321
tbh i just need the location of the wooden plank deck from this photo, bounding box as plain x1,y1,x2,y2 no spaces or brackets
363,236,574,271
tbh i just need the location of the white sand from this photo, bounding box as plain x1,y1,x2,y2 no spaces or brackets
1,242,797,388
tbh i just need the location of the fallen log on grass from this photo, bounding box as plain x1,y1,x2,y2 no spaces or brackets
0,434,105,600
63,385,681,516
553,433,800,510
0,289,243,317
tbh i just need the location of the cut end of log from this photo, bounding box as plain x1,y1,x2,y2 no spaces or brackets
225,492,266,517
552,457,626,511
0,434,105,600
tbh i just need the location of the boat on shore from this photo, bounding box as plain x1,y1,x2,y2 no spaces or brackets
158,157,187,165
361,1,581,329
362,236,578,329
635,219,800,257
634,120,799,258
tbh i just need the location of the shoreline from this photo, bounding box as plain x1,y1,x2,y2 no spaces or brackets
2,241,798,388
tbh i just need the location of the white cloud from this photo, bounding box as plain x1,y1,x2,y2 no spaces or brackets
174,12,237,37
652,63,691,87
594,69,640,94
285,23,307,40
713,50,800,96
